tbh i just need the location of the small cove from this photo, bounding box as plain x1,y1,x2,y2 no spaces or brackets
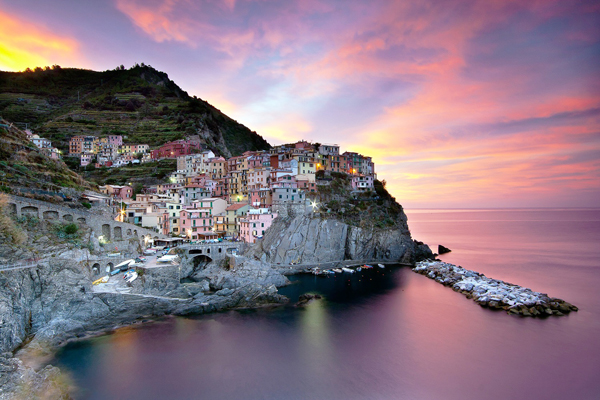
51,209,600,399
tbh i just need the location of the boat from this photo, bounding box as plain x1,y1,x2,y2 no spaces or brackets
363,264,373,269
332,268,342,273
357,267,362,272
114,259,135,270
341,267,355,273
123,269,135,280
93,275,109,285
157,254,179,263
126,271,138,283
378,264,385,268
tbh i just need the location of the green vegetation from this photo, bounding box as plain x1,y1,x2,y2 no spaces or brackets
0,193,27,245
315,173,404,229
0,64,271,166
82,159,176,186
0,121,92,191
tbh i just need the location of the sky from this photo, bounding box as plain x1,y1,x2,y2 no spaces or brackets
1,0,599,208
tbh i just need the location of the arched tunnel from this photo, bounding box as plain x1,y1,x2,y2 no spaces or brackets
192,254,213,271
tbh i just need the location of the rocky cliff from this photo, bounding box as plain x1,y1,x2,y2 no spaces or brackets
249,209,432,266
0,215,288,398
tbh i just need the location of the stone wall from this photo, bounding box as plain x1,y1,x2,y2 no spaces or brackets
6,194,168,243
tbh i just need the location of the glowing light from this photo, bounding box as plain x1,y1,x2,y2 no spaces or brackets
310,200,319,211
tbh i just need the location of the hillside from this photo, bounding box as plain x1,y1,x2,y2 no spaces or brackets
0,119,92,194
0,64,270,159
315,171,405,229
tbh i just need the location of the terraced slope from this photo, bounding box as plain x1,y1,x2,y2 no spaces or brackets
0,65,270,158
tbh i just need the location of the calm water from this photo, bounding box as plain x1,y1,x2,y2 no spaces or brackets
52,209,600,399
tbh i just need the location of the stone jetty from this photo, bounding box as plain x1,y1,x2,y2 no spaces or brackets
413,260,578,317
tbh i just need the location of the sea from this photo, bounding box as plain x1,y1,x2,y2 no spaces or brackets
51,208,600,399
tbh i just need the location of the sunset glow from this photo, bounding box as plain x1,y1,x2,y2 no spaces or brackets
0,10,79,71
1,0,598,207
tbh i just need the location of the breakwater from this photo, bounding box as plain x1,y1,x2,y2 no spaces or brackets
413,260,578,317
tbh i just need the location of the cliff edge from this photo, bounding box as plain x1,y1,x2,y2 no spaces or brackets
249,206,432,266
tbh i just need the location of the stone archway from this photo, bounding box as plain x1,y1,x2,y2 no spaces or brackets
102,224,111,240
7,203,17,215
21,206,39,218
63,214,73,222
126,229,132,236
43,210,59,220
106,262,114,273
114,226,122,240
192,255,212,272
92,263,101,275
77,217,86,224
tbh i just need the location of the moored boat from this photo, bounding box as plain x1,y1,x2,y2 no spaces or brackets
93,275,109,285
378,264,385,268
332,268,342,273
126,271,138,283
114,259,135,270
341,267,355,273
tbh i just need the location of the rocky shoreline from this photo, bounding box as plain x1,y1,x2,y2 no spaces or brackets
413,260,578,316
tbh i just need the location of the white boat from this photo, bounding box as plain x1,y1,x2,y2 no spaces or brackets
357,267,362,272
378,264,385,268
332,268,342,273
114,259,135,269
157,254,179,263
341,267,355,273
126,271,138,283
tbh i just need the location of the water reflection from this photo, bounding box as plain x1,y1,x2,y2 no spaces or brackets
52,209,600,399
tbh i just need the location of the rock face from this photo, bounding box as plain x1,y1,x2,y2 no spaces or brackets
413,260,578,317
249,212,431,265
0,252,289,397
438,245,451,254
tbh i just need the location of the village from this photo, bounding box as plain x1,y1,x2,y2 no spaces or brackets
59,134,377,244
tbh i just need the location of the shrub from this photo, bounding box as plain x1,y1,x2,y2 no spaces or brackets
81,201,92,209
64,223,78,235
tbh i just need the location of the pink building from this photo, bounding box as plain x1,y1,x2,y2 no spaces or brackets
239,209,278,243
249,188,272,208
107,135,123,146
151,140,201,159
180,208,213,240
351,175,374,191
100,185,133,206
248,167,270,190
270,174,297,189
296,177,316,193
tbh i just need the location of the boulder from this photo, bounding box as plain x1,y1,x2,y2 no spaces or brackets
438,245,452,254
295,293,323,307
